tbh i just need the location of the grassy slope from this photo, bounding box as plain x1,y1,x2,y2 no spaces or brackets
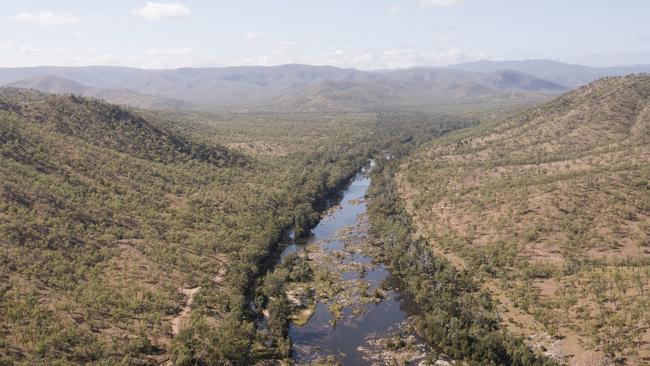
0,89,265,365
397,75,650,365
0,90,357,364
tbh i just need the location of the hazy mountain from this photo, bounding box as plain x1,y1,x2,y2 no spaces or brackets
0,64,566,112
121,66,565,111
271,78,401,112
0,65,142,88
448,59,650,87
7,75,195,111
384,67,564,90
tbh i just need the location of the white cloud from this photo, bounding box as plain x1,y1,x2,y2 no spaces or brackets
316,47,487,69
277,41,300,49
10,12,80,27
637,36,650,44
420,0,462,8
20,45,43,53
133,2,191,21
386,5,401,14
268,41,302,60
0,40,488,70
90,13,109,21
429,35,454,43
146,47,194,56
245,32,261,41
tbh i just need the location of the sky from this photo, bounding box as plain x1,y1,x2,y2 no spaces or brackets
1,0,649,69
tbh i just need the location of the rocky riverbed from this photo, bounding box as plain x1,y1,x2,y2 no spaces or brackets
279,170,436,365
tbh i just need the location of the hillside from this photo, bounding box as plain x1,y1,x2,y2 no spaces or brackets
0,88,234,164
0,89,343,364
7,76,194,111
0,89,252,364
397,75,650,365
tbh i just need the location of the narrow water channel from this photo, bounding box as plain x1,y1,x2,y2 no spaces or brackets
280,166,428,365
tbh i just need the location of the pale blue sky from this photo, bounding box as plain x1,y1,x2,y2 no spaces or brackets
2,0,649,69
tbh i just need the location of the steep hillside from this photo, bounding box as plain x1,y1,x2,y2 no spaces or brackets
398,75,650,365
0,88,236,165
0,89,252,364
0,90,367,364
8,76,194,111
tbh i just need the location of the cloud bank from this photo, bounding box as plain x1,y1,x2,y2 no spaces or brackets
133,2,191,21
420,0,462,8
386,5,401,14
245,32,261,41
10,12,80,27
0,41,490,70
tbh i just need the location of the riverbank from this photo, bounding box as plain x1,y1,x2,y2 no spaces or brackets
259,167,431,365
366,158,558,366
180,113,477,365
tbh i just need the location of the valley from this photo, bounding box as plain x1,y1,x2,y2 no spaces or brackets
0,87,475,364
1,65,649,366
4,1,650,364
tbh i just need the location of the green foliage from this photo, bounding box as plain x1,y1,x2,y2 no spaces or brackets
169,316,255,366
280,253,313,282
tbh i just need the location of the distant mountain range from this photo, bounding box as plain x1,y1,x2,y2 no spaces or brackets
1,60,648,112
447,59,650,87
7,75,193,111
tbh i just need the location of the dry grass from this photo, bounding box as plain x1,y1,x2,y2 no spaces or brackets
398,75,650,365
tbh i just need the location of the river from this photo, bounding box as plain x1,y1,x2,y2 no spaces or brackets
279,165,429,365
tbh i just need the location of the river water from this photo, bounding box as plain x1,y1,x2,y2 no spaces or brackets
279,166,427,365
